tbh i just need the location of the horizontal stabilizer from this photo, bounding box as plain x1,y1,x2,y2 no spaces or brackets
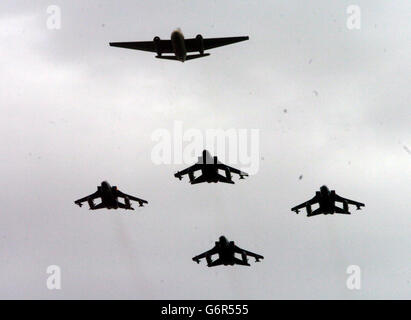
155,55,180,61
185,53,210,61
217,174,235,184
155,53,210,62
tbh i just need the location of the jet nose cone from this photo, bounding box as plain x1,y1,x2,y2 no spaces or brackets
171,28,183,38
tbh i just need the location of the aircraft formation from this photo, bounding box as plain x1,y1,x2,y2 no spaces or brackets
74,29,366,268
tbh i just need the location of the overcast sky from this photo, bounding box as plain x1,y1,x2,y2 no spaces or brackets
0,0,410,299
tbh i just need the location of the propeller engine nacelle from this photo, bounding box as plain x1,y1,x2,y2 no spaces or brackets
306,204,312,215
153,36,162,56
196,34,204,55
188,171,195,183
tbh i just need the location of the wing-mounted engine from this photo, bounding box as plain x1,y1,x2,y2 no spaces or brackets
188,171,195,183
196,34,204,55
153,36,162,56
306,204,312,215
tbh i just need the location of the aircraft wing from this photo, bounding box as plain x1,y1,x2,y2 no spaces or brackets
334,193,365,209
116,190,148,206
109,40,173,53
174,163,201,179
218,163,248,178
185,36,249,52
291,194,320,213
234,245,264,262
192,246,218,264
74,191,100,207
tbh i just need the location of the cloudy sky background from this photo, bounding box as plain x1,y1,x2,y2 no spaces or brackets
0,0,410,299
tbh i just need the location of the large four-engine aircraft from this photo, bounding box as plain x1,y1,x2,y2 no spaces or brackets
74,181,148,210
291,185,365,217
109,29,249,62
174,150,248,184
193,236,264,267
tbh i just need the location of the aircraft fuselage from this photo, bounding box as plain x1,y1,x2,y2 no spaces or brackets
200,165,220,183
216,239,237,265
199,151,223,183
99,181,119,209
317,188,336,214
171,30,187,62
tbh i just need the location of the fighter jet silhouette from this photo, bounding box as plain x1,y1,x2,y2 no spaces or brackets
291,185,365,217
110,29,249,62
193,236,264,267
174,150,248,184
74,181,147,210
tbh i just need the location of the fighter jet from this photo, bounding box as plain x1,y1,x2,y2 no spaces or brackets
174,150,248,184
109,29,249,62
291,185,365,217
193,236,264,267
74,181,147,210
